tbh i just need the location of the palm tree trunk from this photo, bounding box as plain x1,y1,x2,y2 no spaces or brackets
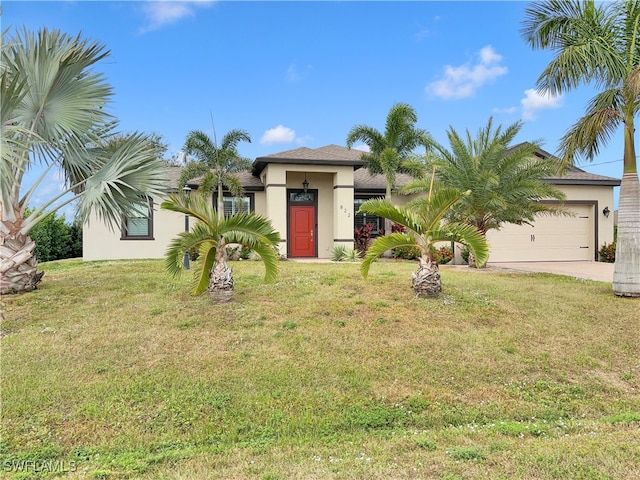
613,172,640,297
411,256,442,298
208,243,234,303
0,228,44,294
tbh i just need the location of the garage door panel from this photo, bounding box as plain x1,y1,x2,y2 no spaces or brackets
486,204,594,262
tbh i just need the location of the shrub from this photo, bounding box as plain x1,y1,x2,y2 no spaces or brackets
389,223,420,260
343,248,362,262
354,223,374,253
331,244,348,261
226,245,252,260
331,245,362,262
599,242,616,263
460,245,470,264
434,245,453,264
392,245,421,260
25,209,80,262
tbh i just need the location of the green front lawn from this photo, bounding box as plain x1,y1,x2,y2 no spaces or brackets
1,259,638,479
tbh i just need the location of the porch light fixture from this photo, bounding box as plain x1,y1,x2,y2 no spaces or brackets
603,206,610,218
182,186,191,270
302,174,309,193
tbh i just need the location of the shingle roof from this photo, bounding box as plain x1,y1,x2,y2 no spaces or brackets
354,169,414,191
181,143,621,191
164,166,184,190
508,143,621,186
184,169,264,191
253,144,366,175
542,165,620,185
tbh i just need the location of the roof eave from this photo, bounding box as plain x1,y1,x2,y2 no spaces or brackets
252,157,366,176
543,178,622,186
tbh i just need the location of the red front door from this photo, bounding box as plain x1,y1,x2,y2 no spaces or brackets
289,205,315,257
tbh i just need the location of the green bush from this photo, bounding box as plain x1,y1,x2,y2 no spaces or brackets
434,245,453,264
26,209,81,262
331,245,362,262
460,245,470,264
599,242,616,263
331,244,348,261
392,245,421,260
226,245,252,260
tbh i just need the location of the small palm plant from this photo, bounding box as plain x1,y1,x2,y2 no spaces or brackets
359,186,489,297
162,193,281,303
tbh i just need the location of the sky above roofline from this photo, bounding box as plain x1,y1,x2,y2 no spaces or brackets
5,0,626,215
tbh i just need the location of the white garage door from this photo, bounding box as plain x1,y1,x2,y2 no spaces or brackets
486,204,594,263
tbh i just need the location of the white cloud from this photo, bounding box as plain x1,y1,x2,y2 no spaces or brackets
521,88,563,121
140,1,214,33
492,106,518,115
415,27,430,42
352,144,370,153
260,125,296,145
479,45,501,64
286,64,312,83
425,45,508,100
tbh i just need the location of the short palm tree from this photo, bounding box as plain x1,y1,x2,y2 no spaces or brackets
180,129,252,212
359,186,489,297
402,118,567,266
522,0,640,297
346,103,431,233
161,193,281,303
1,27,167,294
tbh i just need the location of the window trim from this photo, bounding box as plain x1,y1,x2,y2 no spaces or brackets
354,195,384,236
121,197,154,240
219,192,255,216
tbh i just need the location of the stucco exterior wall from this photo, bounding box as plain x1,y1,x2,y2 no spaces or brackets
262,164,354,259
560,183,616,248
83,195,184,261
81,171,616,262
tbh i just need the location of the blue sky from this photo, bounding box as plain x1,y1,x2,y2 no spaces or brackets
5,1,625,216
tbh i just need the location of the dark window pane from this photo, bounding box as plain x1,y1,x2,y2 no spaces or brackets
290,192,315,203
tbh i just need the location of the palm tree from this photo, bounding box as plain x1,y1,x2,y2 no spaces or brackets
346,103,431,235
359,187,489,297
522,0,640,297
180,129,252,213
402,118,567,266
1,27,167,294
161,192,280,303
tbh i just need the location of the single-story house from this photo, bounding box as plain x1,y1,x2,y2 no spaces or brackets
83,144,620,263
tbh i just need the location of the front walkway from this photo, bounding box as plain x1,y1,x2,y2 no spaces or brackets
288,258,615,283
489,261,614,282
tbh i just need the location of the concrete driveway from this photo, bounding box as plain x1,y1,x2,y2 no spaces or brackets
489,261,614,282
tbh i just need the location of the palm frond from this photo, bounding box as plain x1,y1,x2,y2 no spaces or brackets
345,125,385,154
161,197,281,294
220,129,251,151
77,133,168,229
430,222,490,267
161,192,217,227
192,245,218,296
559,89,623,162
361,232,420,278
357,198,424,234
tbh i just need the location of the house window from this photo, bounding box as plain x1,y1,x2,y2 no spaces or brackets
354,197,384,235
122,197,153,240
222,194,254,217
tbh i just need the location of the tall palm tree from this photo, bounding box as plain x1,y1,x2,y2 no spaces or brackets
359,187,489,297
180,129,252,213
346,102,431,202
402,118,567,266
161,193,281,303
1,27,167,294
522,0,640,297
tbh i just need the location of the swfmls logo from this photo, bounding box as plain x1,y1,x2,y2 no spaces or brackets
2,460,77,473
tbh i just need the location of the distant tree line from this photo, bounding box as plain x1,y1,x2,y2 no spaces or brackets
24,209,82,262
